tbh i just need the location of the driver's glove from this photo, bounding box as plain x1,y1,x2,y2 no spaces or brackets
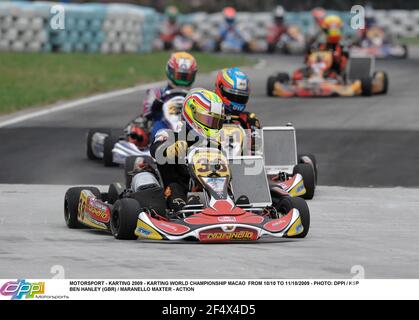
166,140,188,160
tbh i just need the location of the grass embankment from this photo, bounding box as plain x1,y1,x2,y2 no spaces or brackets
0,52,253,114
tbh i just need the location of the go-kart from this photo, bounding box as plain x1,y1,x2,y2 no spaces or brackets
64,148,310,242
267,25,306,55
267,50,389,97
350,26,408,59
86,89,186,167
213,122,317,200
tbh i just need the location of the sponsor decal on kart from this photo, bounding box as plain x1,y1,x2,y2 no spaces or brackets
135,220,163,240
199,227,258,242
217,216,237,223
288,180,306,197
263,211,293,233
85,198,110,224
286,217,304,237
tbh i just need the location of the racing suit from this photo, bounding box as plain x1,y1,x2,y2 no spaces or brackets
294,42,349,81
266,23,288,52
217,24,249,52
150,119,171,141
159,21,180,50
150,123,217,212
142,84,173,121
224,110,261,155
226,110,261,131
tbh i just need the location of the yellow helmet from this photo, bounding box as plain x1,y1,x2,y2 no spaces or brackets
182,88,225,139
322,15,344,44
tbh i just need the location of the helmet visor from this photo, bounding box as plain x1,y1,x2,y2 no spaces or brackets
221,86,249,105
170,68,196,86
194,110,225,130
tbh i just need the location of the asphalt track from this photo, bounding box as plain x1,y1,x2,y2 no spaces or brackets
1,49,419,278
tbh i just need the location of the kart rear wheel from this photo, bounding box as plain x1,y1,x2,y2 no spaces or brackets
64,186,101,229
86,129,99,160
110,198,140,240
275,196,310,238
293,163,315,200
298,153,318,185
86,128,110,160
276,73,290,83
103,134,119,167
124,156,138,188
361,77,373,96
107,182,124,205
267,76,277,97
402,44,408,59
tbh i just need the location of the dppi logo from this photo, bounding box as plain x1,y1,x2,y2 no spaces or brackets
0,280,45,300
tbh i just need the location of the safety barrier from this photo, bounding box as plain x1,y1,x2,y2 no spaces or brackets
0,1,159,53
186,10,419,42
0,2,418,53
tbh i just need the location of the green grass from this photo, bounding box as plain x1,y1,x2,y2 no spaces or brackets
0,52,253,114
399,37,419,45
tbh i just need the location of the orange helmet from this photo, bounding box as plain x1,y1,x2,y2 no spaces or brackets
312,7,326,26
223,7,237,24
322,15,343,44
128,125,149,149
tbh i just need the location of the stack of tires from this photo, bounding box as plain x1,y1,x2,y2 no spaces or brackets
0,2,50,52
0,2,160,54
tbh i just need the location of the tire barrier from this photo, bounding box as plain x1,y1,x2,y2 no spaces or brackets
0,2,417,54
185,10,419,44
0,1,159,53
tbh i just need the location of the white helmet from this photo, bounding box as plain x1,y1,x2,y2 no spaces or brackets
274,5,285,19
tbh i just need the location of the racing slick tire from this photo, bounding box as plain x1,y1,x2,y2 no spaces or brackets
103,133,120,167
298,153,318,185
275,196,310,238
86,128,110,160
107,183,125,205
86,129,99,160
267,76,277,97
402,44,408,59
110,198,140,240
276,72,290,83
293,163,315,200
374,71,389,95
361,77,373,96
64,186,101,229
124,156,138,188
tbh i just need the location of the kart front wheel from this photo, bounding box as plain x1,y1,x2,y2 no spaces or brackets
293,163,315,200
110,198,140,240
275,196,310,238
267,76,277,96
374,71,389,95
298,153,318,185
64,187,100,229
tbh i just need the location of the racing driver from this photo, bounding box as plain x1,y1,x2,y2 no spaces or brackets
149,88,226,212
215,67,260,131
